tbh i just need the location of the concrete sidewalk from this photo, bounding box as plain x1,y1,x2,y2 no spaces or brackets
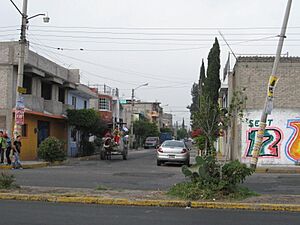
0,161,49,170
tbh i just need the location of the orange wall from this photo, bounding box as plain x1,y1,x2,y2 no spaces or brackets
19,114,67,160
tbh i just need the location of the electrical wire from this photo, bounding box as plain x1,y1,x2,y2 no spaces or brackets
29,41,193,84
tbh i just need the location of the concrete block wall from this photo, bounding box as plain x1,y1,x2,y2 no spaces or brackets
227,57,300,164
233,57,300,109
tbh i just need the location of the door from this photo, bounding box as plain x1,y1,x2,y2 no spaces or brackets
37,121,50,146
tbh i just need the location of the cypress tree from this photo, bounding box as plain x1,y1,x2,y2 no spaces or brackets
199,59,206,96
203,38,221,104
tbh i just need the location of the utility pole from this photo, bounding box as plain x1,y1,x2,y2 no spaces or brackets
10,0,49,138
250,0,292,169
13,0,28,138
129,83,148,149
130,88,135,149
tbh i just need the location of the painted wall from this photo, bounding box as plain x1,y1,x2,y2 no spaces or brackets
67,93,89,109
241,109,300,166
67,92,91,157
21,114,67,160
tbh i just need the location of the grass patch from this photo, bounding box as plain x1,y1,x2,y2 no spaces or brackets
95,185,110,191
168,182,258,201
0,172,20,189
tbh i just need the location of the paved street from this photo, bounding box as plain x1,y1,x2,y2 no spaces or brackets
11,149,186,190
1,200,299,225
8,149,300,195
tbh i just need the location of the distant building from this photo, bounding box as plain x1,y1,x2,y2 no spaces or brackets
67,84,97,157
121,101,163,129
90,84,122,128
221,56,300,166
161,113,173,129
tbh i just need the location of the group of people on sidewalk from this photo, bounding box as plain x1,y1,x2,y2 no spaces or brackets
0,131,22,169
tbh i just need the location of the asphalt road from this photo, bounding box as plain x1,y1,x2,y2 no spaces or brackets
9,149,300,194
1,200,299,225
12,149,186,190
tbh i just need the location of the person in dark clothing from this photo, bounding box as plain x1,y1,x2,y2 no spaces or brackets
0,131,4,164
12,135,22,169
4,134,12,165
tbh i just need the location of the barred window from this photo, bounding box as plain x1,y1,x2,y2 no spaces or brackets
99,98,110,111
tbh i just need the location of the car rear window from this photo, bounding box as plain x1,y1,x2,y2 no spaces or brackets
146,137,158,141
162,141,185,148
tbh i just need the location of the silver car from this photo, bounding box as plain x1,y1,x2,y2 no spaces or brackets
156,140,190,166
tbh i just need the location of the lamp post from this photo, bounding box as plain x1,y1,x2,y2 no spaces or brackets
10,0,49,138
130,83,148,149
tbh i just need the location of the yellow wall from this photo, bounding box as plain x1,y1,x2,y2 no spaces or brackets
19,114,67,161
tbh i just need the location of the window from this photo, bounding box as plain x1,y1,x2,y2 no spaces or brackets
21,124,27,137
41,82,52,100
99,98,110,111
84,100,87,109
23,75,32,94
71,96,77,109
58,87,65,103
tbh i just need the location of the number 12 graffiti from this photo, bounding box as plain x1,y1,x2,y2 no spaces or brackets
245,127,283,157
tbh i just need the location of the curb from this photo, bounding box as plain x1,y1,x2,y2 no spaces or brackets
255,168,300,174
0,193,299,212
0,162,49,170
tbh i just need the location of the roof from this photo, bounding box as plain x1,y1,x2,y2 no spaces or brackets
237,56,300,63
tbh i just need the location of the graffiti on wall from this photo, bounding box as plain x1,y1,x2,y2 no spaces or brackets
285,119,300,162
245,127,283,157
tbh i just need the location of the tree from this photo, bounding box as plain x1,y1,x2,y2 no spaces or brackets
199,59,206,96
192,96,220,155
203,38,221,104
192,38,221,155
177,128,188,140
133,119,159,147
188,82,200,118
67,109,107,156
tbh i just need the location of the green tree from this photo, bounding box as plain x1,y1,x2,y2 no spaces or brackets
67,109,107,156
188,82,199,117
133,119,159,147
199,59,206,97
177,128,188,140
203,38,221,104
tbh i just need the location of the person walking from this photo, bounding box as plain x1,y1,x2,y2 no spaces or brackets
0,131,4,164
4,133,12,165
12,135,22,169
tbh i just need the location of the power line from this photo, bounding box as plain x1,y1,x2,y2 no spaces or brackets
29,41,193,84
29,25,300,30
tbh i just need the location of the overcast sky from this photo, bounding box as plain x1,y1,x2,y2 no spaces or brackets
1,0,299,127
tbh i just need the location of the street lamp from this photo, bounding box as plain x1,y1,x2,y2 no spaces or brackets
10,0,49,138
130,83,149,149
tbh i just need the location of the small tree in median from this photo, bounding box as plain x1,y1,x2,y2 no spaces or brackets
38,137,66,162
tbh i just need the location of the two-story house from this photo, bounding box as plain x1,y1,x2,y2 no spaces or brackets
0,41,85,160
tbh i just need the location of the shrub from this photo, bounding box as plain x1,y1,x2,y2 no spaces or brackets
79,139,95,156
38,137,66,162
175,156,255,200
0,172,19,189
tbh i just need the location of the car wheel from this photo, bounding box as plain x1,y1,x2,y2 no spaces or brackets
157,160,162,166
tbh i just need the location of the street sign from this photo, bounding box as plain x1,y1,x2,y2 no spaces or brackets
16,96,25,109
17,86,27,94
119,99,127,104
15,109,25,125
